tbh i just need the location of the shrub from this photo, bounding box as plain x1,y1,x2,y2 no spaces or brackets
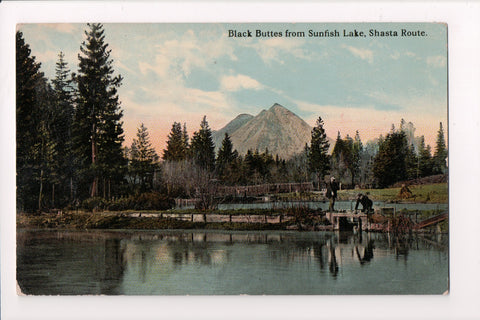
133,192,175,210
81,197,106,211
106,197,132,211
80,193,174,212
105,192,174,211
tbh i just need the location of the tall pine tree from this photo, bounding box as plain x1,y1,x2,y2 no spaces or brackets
129,124,159,192
51,51,75,206
182,122,190,158
351,131,363,186
16,31,56,212
433,122,447,174
190,116,216,171
418,136,434,177
308,117,330,188
373,131,409,187
73,23,125,199
216,132,238,180
163,122,187,161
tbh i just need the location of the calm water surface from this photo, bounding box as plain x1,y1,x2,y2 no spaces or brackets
17,229,448,295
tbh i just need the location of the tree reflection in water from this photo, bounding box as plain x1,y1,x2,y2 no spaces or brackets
17,230,449,295
100,238,127,294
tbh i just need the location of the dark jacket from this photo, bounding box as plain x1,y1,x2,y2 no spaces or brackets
355,195,373,212
326,181,339,199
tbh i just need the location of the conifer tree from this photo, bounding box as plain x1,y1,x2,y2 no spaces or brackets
16,31,55,212
163,122,187,161
72,23,125,199
190,116,216,170
331,131,346,183
373,131,408,187
405,144,419,180
182,123,190,158
51,51,75,205
308,117,330,188
217,133,235,165
129,124,159,192
433,122,447,174
351,131,363,186
216,133,238,182
418,136,434,177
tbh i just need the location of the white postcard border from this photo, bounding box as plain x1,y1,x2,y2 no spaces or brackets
1,1,479,320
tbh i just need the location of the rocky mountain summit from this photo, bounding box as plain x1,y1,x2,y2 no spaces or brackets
212,113,254,152
213,103,315,159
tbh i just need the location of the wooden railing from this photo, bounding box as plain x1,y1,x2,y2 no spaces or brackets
217,182,314,197
413,212,448,230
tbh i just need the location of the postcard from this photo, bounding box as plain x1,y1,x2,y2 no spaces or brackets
14,22,449,297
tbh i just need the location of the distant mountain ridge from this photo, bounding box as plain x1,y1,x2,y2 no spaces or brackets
212,113,254,152
213,103,320,159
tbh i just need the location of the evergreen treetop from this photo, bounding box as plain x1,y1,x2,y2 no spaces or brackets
308,116,330,186
191,116,216,170
163,122,187,161
73,23,125,198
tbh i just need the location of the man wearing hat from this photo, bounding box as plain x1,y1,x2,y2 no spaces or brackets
326,176,339,212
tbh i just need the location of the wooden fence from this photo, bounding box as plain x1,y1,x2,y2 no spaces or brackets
218,182,314,197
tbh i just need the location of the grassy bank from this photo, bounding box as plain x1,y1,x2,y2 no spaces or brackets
272,183,447,204
17,211,295,231
17,183,448,231
338,183,448,203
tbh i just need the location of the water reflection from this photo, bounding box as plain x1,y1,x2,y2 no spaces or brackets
355,240,374,265
329,240,339,277
17,230,448,295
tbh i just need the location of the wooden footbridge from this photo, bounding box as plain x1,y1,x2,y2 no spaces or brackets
413,212,448,230
326,210,448,232
326,211,369,231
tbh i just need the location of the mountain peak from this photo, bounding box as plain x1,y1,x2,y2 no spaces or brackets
213,103,332,159
269,103,287,111
212,113,254,151
233,113,254,121
228,104,313,159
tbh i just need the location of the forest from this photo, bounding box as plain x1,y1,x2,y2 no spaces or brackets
16,24,448,213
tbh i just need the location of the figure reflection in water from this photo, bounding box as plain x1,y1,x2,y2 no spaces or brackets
314,244,325,270
355,240,375,265
328,241,339,278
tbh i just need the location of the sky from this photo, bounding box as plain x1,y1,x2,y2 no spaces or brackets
18,23,448,155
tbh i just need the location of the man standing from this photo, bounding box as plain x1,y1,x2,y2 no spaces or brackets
326,177,339,212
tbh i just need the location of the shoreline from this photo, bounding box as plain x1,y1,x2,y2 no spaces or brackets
17,206,448,233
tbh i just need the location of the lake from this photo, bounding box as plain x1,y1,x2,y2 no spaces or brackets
17,229,448,295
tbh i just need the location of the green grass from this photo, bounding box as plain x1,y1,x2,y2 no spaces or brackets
16,211,293,231
338,183,448,203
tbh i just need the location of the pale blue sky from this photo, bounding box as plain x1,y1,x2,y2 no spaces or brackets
19,23,447,153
